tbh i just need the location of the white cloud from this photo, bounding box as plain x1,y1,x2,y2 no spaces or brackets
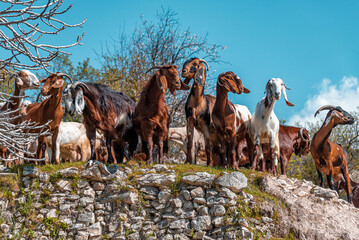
288,76,359,126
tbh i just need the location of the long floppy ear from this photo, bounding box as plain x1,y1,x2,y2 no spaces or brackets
52,78,64,89
74,89,85,115
264,80,272,108
218,76,236,93
194,66,206,85
281,84,294,107
40,78,47,83
15,77,23,86
157,74,168,94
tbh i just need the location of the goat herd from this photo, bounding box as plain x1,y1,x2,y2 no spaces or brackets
0,58,358,207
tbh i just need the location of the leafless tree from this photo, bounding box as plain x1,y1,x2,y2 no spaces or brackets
0,0,85,162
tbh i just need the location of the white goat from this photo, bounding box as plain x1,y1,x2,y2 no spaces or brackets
248,78,294,174
46,122,91,163
168,127,206,162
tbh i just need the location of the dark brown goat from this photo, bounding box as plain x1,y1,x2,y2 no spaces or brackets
212,71,250,169
182,58,217,165
134,65,189,164
25,72,70,163
311,105,354,203
63,82,137,164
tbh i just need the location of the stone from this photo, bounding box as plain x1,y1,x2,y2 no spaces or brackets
88,222,102,237
140,186,159,197
158,220,169,229
182,210,196,219
181,172,215,186
82,187,96,198
57,167,79,178
92,182,105,191
0,224,10,234
183,201,193,211
23,166,39,178
212,217,223,227
218,187,237,200
210,205,226,217
312,186,338,199
193,197,206,205
191,187,205,198
261,216,273,223
191,216,212,231
170,219,186,229
56,179,72,192
46,209,58,218
78,212,95,224
101,191,138,205
152,164,168,172
136,173,176,187
170,198,182,208
158,189,172,204
181,190,192,201
42,182,54,192
198,206,209,216
39,173,50,183
215,172,247,193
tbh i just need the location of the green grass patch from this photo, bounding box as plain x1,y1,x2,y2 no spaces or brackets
42,217,68,239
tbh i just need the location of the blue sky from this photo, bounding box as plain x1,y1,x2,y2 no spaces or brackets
56,1,359,124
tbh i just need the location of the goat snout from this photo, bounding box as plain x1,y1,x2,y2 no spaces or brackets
274,92,281,99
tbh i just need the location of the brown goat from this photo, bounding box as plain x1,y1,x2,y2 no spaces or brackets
311,105,354,203
25,72,70,164
134,65,189,164
261,125,311,174
182,58,218,165
212,71,250,169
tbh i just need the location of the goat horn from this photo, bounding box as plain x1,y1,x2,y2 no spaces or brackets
56,72,73,83
145,66,163,74
314,105,336,117
36,92,41,102
299,128,310,142
282,83,291,90
71,81,90,92
198,59,210,71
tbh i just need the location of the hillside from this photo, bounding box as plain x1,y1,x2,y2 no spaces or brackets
0,161,358,240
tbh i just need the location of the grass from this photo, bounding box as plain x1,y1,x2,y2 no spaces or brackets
0,174,19,199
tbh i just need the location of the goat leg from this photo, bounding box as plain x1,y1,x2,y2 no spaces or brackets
146,137,154,165
158,137,164,164
106,135,114,164
317,169,324,187
327,170,335,190
51,128,59,164
205,137,211,166
230,142,238,170
186,121,195,164
251,144,260,171
341,166,352,203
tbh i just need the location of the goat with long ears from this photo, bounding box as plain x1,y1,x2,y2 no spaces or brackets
212,71,250,169
63,79,137,164
182,58,219,165
248,78,294,175
134,65,189,164
311,105,354,203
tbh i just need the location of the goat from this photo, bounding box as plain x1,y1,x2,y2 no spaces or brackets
46,122,91,163
168,127,206,162
212,71,250,169
311,105,354,203
248,78,294,175
0,70,40,166
262,125,311,175
63,82,137,164
25,72,70,164
182,58,217,165
134,65,189,164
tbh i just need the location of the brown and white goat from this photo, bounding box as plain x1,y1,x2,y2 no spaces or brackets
262,125,311,175
212,71,250,169
182,58,217,165
134,65,189,164
63,82,137,164
311,105,354,203
25,72,70,163
248,78,294,175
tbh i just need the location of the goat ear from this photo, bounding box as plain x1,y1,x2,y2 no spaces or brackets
157,75,167,94
243,87,250,94
194,67,205,85
52,78,64,89
75,89,85,115
40,78,47,83
281,84,294,107
15,77,23,86
264,95,269,108
179,79,190,90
